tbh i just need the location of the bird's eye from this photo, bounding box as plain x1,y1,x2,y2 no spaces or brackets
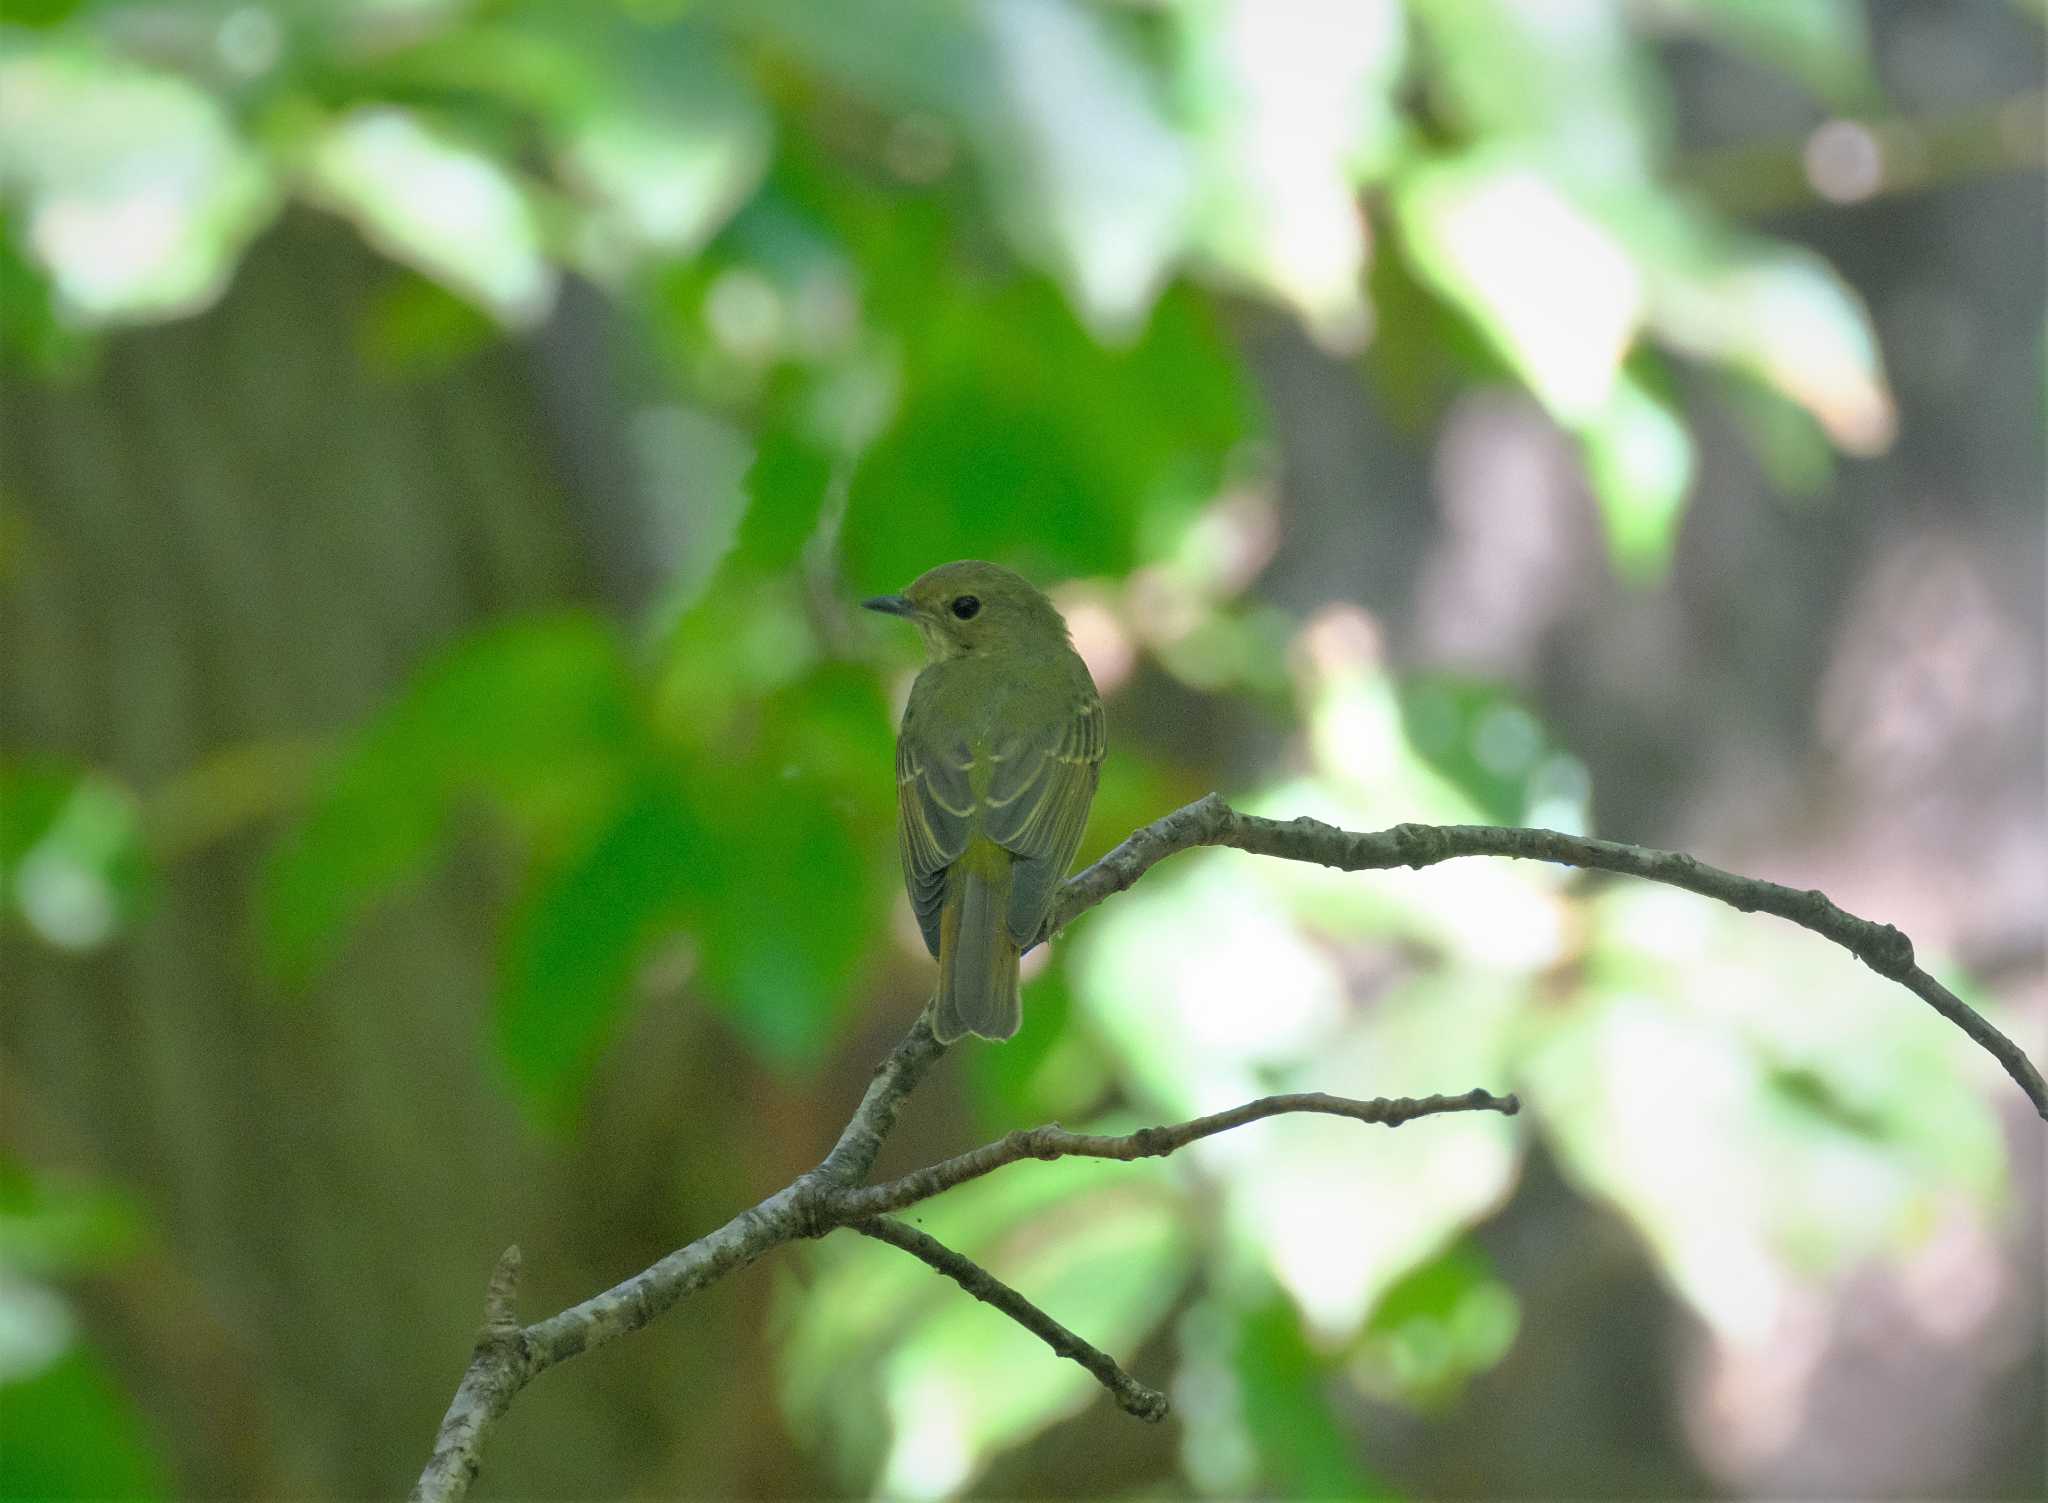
950,595,981,620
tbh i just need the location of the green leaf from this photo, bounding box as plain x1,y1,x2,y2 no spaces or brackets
1657,0,1880,109
0,40,278,324
0,1159,147,1277
306,105,553,326
684,666,896,1069
1714,370,1835,498
358,271,497,377
740,0,1193,333
1176,0,1406,345
1579,366,1695,582
1605,193,1894,454
495,778,703,1122
261,614,641,982
1408,0,1670,187
1527,884,2008,1339
1396,155,1644,423
1352,1241,1520,1408
0,1347,169,1501
842,278,1252,589
734,425,834,574
0,217,94,377
1394,677,1576,826
0,763,149,953
1236,1293,1390,1499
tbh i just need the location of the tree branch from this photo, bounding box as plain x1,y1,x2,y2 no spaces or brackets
830,1089,1518,1223
852,1217,1170,1422
1048,795,2048,1120
412,795,2046,1500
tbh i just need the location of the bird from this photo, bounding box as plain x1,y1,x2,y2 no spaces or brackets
862,561,1104,1042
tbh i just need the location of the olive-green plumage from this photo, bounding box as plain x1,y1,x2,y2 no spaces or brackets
862,562,1104,1042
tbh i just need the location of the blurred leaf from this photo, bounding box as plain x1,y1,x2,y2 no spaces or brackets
0,217,94,377
743,0,1193,333
1611,195,1895,454
1394,676,1575,825
1409,0,1670,186
0,1160,146,1277
358,270,497,376
0,1347,169,1501
306,105,554,326
1579,364,1695,581
0,40,278,322
965,960,1094,1133
629,404,756,630
683,665,895,1068
1351,1240,1519,1408
1658,0,1880,109
542,12,771,264
261,614,641,982
1235,1292,1390,1499
843,279,1251,589
1,0,89,27
1396,155,1644,423
972,0,1193,332
496,777,702,1122
1526,884,2008,1339
1713,369,1835,498
735,424,835,573
0,763,150,953
1178,0,1405,346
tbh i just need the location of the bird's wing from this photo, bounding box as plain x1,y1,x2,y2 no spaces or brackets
897,716,974,957
984,690,1105,946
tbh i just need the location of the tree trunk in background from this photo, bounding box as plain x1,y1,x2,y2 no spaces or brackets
0,213,790,1497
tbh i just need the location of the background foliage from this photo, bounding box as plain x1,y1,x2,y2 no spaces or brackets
1,1,2042,1497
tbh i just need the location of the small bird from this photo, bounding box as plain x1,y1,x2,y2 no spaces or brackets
863,561,1104,1042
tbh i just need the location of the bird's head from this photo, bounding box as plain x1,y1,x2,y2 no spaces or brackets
862,560,1069,661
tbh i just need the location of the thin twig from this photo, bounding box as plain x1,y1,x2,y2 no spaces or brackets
830,1089,1519,1223
852,1218,1170,1422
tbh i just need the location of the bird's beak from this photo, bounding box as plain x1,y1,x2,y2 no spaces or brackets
861,594,918,618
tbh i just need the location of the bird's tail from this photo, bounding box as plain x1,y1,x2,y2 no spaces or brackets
934,852,1020,1042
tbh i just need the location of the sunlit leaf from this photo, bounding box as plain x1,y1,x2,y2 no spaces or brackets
1178,0,1405,347
538,11,772,267
1607,193,1895,454
1579,365,1695,581
1525,884,2007,1340
0,41,276,322
1396,156,1644,423
742,0,1193,334
1409,0,1670,186
307,106,554,326
973,0,1194,333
